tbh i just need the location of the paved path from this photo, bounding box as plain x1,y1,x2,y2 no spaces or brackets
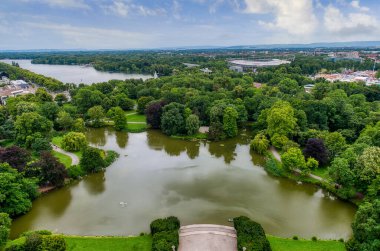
127,122,146,124
178,224,237,251
270,146,325,182
51,144,80,166
270,146,281,162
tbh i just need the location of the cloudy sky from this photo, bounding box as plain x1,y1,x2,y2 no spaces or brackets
0,0,379,50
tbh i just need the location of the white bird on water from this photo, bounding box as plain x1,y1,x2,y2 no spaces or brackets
119,202,128,207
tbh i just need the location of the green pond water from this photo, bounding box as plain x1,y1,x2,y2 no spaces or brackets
11,129,356,239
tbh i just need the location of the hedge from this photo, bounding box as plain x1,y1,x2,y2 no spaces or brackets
233,216,272,251
150,216,180,251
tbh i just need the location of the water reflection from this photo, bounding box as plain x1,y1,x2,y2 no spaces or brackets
115,131,128,149
83,172,106,195
11,129,356,240
86,127,107,146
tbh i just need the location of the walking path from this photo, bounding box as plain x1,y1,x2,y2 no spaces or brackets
178,224,237,251
270,146,324,182
51,144,80,166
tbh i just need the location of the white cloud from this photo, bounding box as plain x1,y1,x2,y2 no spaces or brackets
104,0,129,17
20,0,90,9
350,0,369,12
243,0,318,35
24,22,156,49
103,0,166,17
324,4,378,36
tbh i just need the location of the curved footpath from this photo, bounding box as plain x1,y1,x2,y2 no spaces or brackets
51,144,80,166
178,224,237,251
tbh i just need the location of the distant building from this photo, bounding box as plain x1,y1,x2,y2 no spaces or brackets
0,80,33,105
183,63,200,68
10,80,29,88
228,59,291,72
253,83,263,89
326,51,363,62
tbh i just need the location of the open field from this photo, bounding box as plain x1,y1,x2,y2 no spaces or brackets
64,235,347,251
268,236,346,251
65,236,152,251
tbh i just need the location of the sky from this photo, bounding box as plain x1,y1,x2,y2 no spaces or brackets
0,0,379,50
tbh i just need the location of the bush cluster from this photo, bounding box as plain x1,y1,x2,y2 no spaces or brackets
233,216,271,251
5,231,65,251
150,216,180,251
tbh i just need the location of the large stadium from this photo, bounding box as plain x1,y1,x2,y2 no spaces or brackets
228,57,293,72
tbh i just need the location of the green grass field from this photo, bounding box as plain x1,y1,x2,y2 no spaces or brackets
126,112,146,123
267,236,346,251
52,151,72,167
311,167,330,180
65,236,152,251
127,123,148,132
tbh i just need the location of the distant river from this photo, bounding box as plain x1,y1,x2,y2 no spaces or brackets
11,129,356,240
0,59,152,84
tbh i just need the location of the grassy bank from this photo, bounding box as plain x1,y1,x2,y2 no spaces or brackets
268,236,346,251
64,236,152,251
171,132,208,140
62,235,346,251
52,151,72,167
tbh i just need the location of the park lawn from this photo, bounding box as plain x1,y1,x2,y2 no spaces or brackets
126,112,147,123
51,136,82,159
53,151,72,168
52,136,63,147
311,167,330,180
65,236,152,251
267,236,346,251
127,123,147,132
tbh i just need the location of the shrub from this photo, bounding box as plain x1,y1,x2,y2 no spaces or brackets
233,216,271,251
5,237,26,251
25,233,43,251
292,236,298,240
80,147,105,173
150,217,180,251
312,236,317,241
150,216,180,235
264,158,283,177
152,230,179,251
42,235,66,251
104,151,119,167
67,165,85,179
250,133,269,154
21,230,52,237
0,213,11,248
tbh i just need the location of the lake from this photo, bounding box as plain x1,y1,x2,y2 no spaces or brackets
0,59,152,84
11,129,356,239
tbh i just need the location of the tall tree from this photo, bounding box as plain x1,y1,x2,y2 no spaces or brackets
112,107,127,131
223,106,238,138
303,138,329,166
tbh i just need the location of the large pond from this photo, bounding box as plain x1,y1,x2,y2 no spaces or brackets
11,129,356,239
0,59,152,84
